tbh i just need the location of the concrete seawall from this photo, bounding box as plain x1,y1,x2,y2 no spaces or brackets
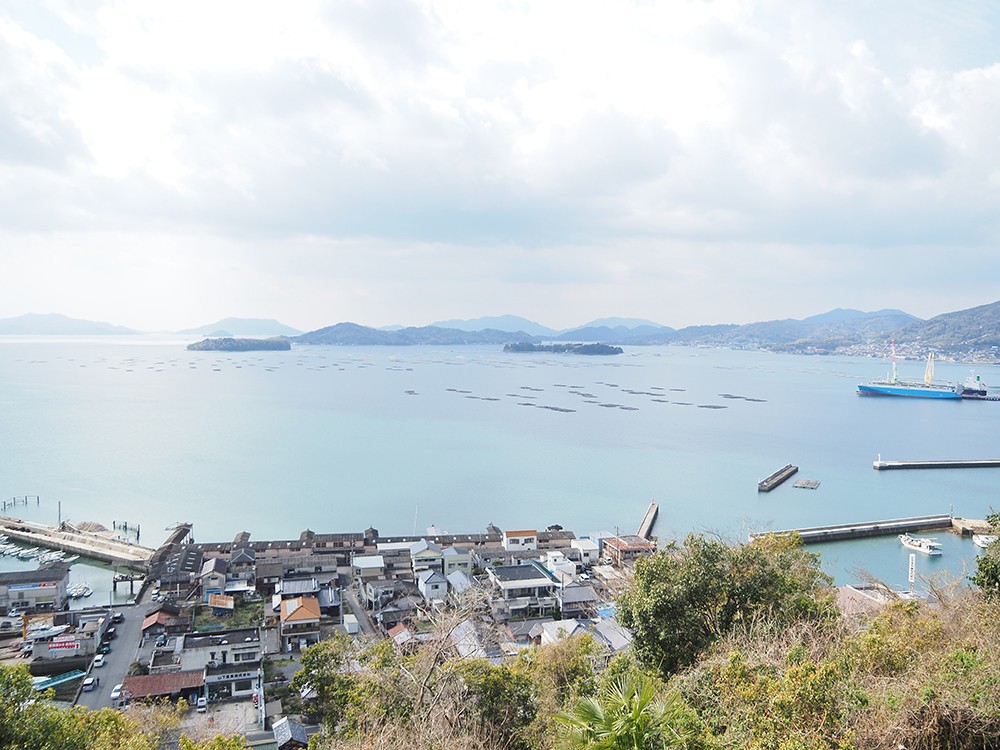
749,513,954,544
0,515,154,569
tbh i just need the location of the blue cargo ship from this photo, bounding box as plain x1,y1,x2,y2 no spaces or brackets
857,344,961,399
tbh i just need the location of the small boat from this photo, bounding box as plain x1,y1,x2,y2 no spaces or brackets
899,533,943,556
972,534,998,549
67,582,93,599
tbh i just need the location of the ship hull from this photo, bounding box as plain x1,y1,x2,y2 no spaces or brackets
857,383,961,399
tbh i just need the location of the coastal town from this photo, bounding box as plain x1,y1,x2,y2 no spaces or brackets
0,508,664,745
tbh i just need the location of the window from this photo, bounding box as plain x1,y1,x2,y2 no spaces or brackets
235,680,253,692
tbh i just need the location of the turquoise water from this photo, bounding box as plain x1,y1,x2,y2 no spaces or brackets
1,336,997,591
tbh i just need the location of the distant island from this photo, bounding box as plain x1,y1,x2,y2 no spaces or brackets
503,342,624,355
186,337,291,352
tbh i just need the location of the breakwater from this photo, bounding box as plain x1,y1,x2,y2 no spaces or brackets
749,513,954,544
0,516,155,569
636,501,658,539
873,458,1000,470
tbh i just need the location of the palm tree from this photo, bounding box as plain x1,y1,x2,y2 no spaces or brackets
554,673,691,749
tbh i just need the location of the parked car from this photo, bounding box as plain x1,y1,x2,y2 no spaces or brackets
82,677,97,692
154,634,167,647
110,611,124,624
103,627,117,641
196,696,207,713
93,654,105,668
98,642,112,655
0,621,12,630
110,684,123,702
271,674,288,684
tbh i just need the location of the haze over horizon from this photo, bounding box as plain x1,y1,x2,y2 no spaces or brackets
3,1,1000,333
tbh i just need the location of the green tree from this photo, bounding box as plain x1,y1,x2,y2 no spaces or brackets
970,511,1000,600
555,673,693,749
178,735,249,750
617,534,834,677
0,664,160,750
291,633,356,731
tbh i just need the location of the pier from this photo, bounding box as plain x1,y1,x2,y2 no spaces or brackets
0,515,155,570
873,458,1000,470
749,513,954,544
758,464,798,492
636,501,658,540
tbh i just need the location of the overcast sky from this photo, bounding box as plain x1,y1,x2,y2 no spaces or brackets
2,0,1000,332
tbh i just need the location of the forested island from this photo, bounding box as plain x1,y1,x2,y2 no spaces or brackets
503,342,624,355
186,337,291,352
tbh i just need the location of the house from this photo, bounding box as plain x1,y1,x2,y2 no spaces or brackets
603,535,656,567
351,554,385,583
122,670,205,705
485,561,558,619
177,628,264,700
441,546,473,575
530,618,587,646
199,557,228,600
375,594,422,631
571,538,600,567
280,596,321,651
416,569,448,603
273,716,309,749
558,583,599,619
141,609,190,638
502,529,538,551
446,570,485,608
0,564,70,612
409,540,444,574
591,618,633,657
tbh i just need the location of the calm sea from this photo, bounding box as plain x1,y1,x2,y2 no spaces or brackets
1,335,998,593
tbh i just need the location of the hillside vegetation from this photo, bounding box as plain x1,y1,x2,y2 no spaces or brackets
5,531,1000,749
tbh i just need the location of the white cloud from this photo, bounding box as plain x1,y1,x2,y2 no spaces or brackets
1,0,1000,330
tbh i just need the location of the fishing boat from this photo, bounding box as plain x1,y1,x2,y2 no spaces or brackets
973,534,998,549
67,582,93,599
858,343,961,399
899,533,943,556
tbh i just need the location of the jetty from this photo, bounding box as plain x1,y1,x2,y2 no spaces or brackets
758,464,798,492
0,515,155,570
749,513,954,544
873,458,1000,470
636,501,659,540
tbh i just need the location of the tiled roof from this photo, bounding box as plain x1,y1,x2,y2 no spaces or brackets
280,596,321,623
122,670,204,698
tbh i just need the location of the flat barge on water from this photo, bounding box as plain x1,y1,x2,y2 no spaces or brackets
758,464,798,492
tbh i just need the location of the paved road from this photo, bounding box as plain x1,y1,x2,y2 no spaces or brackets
341,587,377,636
75,603,144,710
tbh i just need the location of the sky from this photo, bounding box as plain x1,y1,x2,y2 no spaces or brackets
2,0,1000,333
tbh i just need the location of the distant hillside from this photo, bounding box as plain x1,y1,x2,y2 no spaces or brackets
286,300,1000,361
294,322,534,346
0,313,139,335
895,300,1000,353
554,324,672,343
429,315,557,336
178,317,302,337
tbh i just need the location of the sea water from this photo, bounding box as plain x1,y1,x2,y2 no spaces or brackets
0,335,997,593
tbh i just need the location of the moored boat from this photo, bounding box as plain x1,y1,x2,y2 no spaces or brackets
858,343,961,399
899,533,943,556
973,534,998,549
